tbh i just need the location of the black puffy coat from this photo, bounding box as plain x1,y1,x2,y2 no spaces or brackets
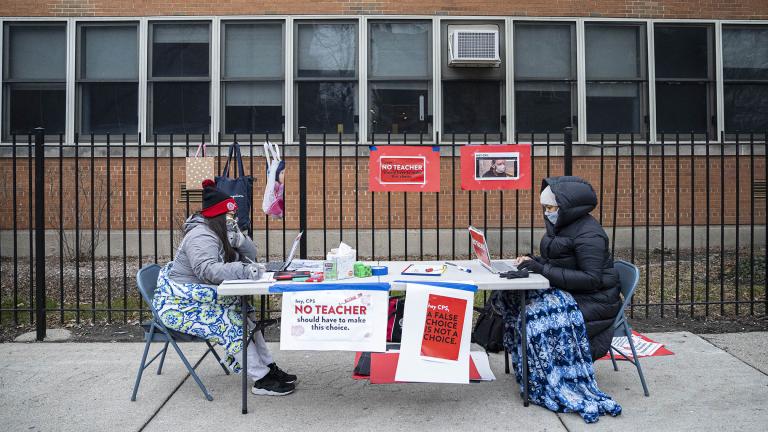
535,176,621,361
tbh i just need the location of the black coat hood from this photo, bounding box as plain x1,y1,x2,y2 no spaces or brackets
541,176,597,229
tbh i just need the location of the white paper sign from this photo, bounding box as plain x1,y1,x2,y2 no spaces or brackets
395,282,476,384
279,289,388,352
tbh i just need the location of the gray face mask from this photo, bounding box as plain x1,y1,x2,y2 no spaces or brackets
545,209,559,225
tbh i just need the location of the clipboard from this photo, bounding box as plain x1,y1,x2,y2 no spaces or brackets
400,264,446,276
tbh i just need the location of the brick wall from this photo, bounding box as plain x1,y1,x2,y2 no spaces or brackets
1,0,767,19
0,154,764,231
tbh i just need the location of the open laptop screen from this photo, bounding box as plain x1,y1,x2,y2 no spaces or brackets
468,226,492,267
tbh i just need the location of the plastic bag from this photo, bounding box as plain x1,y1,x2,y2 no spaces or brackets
262,140,285,218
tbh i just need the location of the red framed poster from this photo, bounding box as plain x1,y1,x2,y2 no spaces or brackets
369,145,441,192
460,144,531,190
420,294,468,362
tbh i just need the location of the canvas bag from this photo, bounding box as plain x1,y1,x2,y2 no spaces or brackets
185,142,215,190
215,142,254,231
261,140,285,218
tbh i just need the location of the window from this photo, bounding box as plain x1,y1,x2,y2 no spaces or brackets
368,21,431,142
3,23,66,140
148,22,210,136
295,21,357,139
585,23,647,140
221,21,284,139
722,25,768,137
442,22,505,142
77,23,139,137
514,22,577,141
654,24,716,140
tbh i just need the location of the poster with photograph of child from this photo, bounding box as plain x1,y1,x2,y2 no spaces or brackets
460,144,531,191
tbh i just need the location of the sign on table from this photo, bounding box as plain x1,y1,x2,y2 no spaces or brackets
395,282,477,383
279,287,388,352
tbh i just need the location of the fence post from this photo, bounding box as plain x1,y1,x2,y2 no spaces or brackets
34,127,46,341
298,126,308,259
563,126,573,176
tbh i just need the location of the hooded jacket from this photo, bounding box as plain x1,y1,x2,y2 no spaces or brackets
536,176,621,361
167,214,258,285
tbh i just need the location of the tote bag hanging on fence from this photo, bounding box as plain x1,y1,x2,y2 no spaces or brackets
215,142,254,231
185,142,215,190
262,140,285,218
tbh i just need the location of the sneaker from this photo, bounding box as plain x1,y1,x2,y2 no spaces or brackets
268,363,298,384
252,375,295,396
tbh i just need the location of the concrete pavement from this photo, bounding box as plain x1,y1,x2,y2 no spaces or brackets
1,332,766,432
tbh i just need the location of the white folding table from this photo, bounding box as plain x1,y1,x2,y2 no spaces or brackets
217,259,550,414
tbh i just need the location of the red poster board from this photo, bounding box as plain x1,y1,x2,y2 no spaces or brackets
420,294,468,361
460,144,531,190
369,146,441,192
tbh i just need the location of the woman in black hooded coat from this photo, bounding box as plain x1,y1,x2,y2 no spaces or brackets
516,176,622,361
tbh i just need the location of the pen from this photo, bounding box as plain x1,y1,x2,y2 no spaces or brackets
445,262,471,273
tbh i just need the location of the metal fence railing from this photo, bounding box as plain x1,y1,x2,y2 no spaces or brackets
0,127,765,339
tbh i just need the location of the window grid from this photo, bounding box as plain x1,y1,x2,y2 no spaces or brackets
1,17,767,145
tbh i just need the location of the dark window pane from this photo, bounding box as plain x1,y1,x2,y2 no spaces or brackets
514,23,574,79
297,23,356,78
7,24,66,80
515,83,572,134
587,83,641,134
724,84,768,132
8,85,65,135
443,81,501,134
585,25,641,80
152,24,209,77
82,25,138,80
723,26,768,80
82,83,138,134
296,82,356,134
225,106,282,134
224,82,283,134
654,25,711,79
655,82,708,133
369,82,428,135
152,82,210,134
369,22,430,78
224,23,283,79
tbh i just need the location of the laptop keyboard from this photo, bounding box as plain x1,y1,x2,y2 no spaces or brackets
492,261,515,273
264,262,285,272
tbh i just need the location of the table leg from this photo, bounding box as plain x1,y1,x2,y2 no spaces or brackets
520,290,529,407
241,295,248,414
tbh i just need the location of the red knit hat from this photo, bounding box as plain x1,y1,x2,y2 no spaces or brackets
200,179,237,218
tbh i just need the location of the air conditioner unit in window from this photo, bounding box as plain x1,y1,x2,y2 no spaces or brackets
448,25,501,67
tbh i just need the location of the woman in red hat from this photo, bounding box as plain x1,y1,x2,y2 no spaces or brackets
154,179,297,396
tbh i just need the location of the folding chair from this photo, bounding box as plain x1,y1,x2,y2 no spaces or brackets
609,260,650,397
130,264,230,402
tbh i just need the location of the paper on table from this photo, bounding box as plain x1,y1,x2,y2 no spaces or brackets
285,259,325,271
220,272,275,285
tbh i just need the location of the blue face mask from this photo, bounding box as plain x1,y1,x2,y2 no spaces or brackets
545,210,559,225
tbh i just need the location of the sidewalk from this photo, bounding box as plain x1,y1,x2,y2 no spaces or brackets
1,332,766,432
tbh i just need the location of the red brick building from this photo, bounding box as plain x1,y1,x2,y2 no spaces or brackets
0,1,766,258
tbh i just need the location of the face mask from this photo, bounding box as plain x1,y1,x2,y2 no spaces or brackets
495,164,506,173
545,210,559,225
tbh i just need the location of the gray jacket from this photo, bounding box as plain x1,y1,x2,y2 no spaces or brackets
167,214,258,285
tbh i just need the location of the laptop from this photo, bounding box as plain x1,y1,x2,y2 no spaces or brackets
468,226,516,274
264,232,303,272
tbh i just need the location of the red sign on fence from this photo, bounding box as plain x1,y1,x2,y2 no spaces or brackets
460,144,531,191
369,146,440,192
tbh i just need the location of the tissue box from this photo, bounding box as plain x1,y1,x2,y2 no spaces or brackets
326,244,356,280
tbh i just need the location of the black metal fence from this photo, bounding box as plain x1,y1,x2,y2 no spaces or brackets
0,128,766,340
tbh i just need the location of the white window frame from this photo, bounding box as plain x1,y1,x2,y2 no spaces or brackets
1,15,768,146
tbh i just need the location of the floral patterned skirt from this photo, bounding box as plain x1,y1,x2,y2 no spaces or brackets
492,288,622,423
153,262,246,373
